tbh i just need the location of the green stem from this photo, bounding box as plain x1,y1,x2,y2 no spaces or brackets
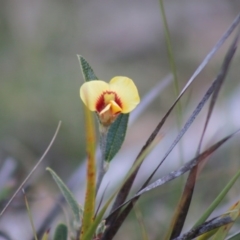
159,0,184,165
96,125,108,194
158,2,185,217
159,0,180,103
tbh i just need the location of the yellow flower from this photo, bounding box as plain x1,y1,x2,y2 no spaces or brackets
80,76,140,126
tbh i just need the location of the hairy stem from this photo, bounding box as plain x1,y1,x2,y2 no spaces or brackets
96,125,108,194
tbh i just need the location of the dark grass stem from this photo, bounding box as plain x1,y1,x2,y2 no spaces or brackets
168,29,239,240
104,15,240,233
103,129,240,240
173,216,233,240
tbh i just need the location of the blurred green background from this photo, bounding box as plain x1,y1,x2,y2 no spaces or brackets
1,0,240,239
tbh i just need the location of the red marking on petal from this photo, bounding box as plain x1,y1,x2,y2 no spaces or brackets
96,94,105,113
95,91,122,113
114,93,122,109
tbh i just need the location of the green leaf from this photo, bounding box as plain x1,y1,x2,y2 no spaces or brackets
105,114,129,162
53,223,68,240
77,55,98,81
227,231,240,240
211,201,240,240
41,230,49,240
194,168,240,228
47,167,82,224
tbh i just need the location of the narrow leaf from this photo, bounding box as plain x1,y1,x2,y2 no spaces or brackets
196,229,216,240
23,190,37,240
108,13,240,226
194,168,240,228
211,201,240,240
103,130,239,240
134,202,149,240
136,130,240,197
108,77,228,239
47,168,81,223
41,230,50,240
159,0,182,138
53,224,68,240
105,114,129,162
172,215,233,240
177,13,240,99
77,55,98,81
168,28,239,240
166,168,198,240
226,231,240,240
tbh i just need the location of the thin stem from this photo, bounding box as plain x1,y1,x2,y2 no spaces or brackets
159,0,184,178
159,0,180,104
96,125,108,194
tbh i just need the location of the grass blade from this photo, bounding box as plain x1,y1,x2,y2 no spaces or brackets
194,169,240,228
173,215,233,240
226,231,240,240
23,189,38,240
135,129,240,197
41,230,49,240
178,13,240,98
211,201,240,240
158,2,183,173
103,129,239,240
134,202,149,240
159,0,179,99
107,129,240,216
108,13,240,222
167,28,239,240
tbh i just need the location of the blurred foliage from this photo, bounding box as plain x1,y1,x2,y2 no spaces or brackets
1,1,240,239
0,0,240,174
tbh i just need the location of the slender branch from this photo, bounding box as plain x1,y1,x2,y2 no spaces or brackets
96,125,108,194
0,121,62,217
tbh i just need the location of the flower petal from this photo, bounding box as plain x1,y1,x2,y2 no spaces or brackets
110,100,122,114
109,76,140,113
80,80,109,111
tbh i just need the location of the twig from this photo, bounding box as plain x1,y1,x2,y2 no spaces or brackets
0,121,62,217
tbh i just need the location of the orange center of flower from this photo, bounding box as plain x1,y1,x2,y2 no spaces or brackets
96,91,122,113
95,91,122,126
